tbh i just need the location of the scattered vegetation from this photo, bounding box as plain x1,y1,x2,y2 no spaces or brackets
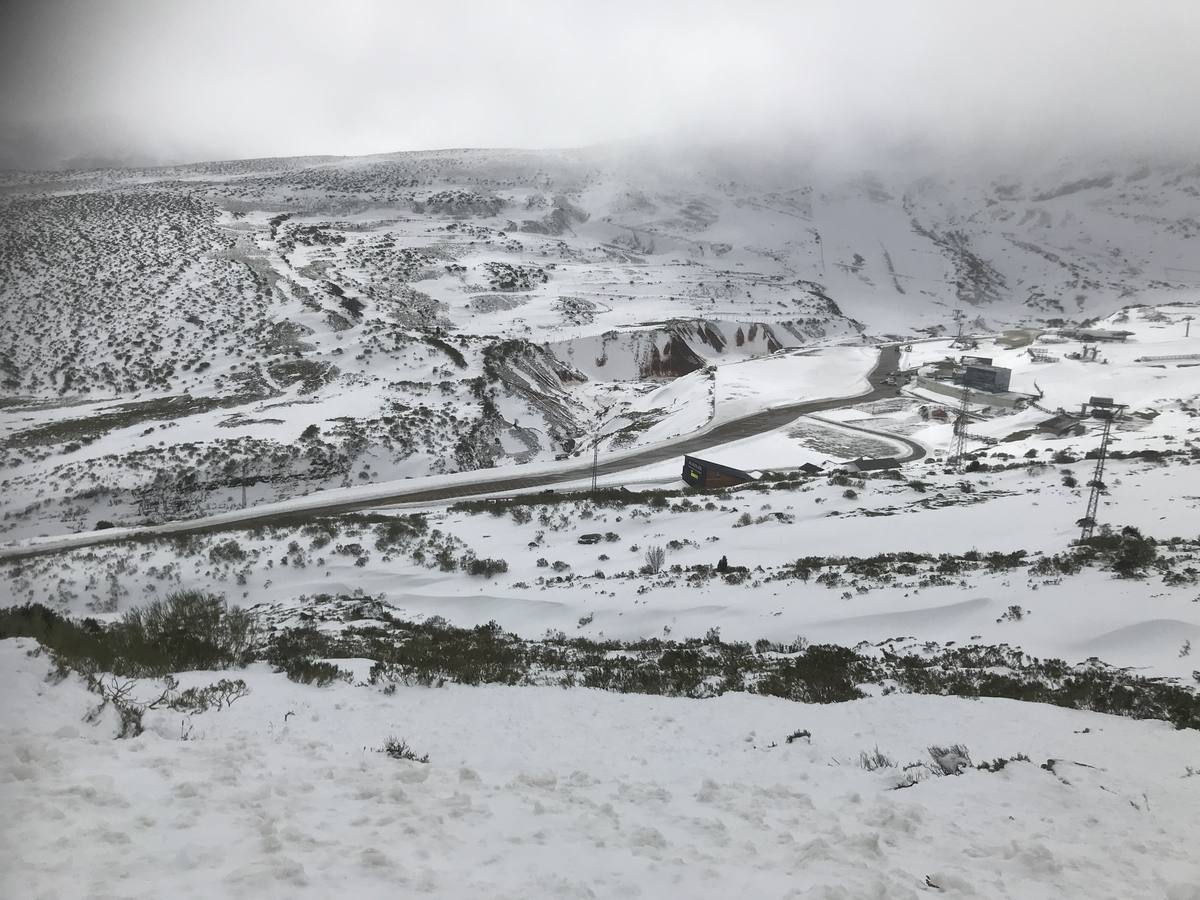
10,592,1176,728
379,736,430,763
976,753,1031,772
0,591,255,677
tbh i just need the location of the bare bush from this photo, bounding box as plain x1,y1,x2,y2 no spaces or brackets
83,672,250,738
858,746,896,771
380,736,430,763
928,744,973,775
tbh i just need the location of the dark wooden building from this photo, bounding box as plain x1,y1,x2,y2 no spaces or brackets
1036,413,1085,437
844,456,902,473
681,455,755,489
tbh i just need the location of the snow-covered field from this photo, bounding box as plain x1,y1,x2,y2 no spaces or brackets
713,346,876,420
3,640,1199,899
7,448,1198,678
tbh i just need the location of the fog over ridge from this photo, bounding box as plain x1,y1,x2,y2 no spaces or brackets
1,0,1197,171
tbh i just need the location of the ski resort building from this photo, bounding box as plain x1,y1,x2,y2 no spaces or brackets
1059,328,1134,342
1134,353,1200,365
1035,413,1086,437
912,373,1029,409
961,364,1012,393
681,456,755,489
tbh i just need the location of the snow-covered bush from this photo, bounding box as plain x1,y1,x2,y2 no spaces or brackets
928,744,973,775
976,753,1031,772
465,557,509,578
121,591,256,673
0,593,254,676
858,746,896,770
276,658,347,686
380,737,430,764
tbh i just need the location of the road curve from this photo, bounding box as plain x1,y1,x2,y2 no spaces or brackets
802,414,927,465
1,346,923,561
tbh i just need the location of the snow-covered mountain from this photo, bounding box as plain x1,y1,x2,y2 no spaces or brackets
5,147,1199,393
1,147,1198,536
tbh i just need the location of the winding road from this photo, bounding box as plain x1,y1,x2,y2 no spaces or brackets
0,346,925,561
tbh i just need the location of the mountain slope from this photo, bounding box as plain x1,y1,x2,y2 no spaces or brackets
1,148,1197,537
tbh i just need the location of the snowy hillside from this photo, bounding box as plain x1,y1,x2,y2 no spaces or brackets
2,148,1199,539
5,305,1198,677
3,149,1200,899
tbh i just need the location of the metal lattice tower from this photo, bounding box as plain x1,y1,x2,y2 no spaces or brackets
952,309,965,346
950,387,970,472
1077,397,1126,542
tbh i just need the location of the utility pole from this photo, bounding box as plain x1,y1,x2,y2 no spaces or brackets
591,407,618,494
241,458,248,509
1185,315,1194,337
1077,396,1126,542
591,438,600,493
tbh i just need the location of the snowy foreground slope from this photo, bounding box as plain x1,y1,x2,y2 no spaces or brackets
3,640,1199,900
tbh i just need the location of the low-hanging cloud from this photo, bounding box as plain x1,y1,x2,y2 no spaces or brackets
1,0,1197,170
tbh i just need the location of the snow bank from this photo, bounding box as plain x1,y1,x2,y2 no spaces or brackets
713,346,876,423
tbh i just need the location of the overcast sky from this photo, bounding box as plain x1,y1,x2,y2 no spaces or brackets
1,0,1197,169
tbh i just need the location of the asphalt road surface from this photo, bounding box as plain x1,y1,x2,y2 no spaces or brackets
1,346,925,560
